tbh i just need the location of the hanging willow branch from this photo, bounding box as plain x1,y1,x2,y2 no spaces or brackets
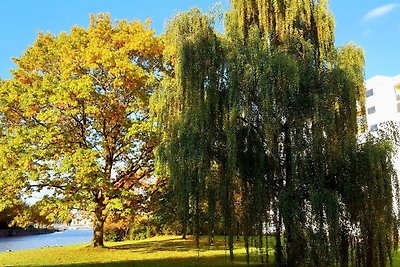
152,1,399,266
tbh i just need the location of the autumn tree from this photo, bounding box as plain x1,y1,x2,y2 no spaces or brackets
0,13,163,247
0,93,30,212
153,1,399,266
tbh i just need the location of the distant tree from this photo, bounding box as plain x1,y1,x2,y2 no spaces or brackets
0,203,24,229
153,1,399,266
0,202,53,229
10,201,55,229
0,13,163,247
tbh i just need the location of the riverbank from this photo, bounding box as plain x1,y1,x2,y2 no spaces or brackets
0,228,57,238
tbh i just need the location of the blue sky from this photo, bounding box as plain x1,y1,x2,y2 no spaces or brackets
0,1,399,80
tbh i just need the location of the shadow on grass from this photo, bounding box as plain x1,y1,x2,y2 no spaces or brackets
23,254,269,267
5,236,275,267
106,237,228,253
107,238,183,249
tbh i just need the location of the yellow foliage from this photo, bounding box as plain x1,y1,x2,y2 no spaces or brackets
0,13,163,245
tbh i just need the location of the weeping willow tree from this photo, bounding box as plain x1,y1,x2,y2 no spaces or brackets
151,9,225,245
152,1,399,266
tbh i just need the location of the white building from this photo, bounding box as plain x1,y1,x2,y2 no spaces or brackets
69,210,92,229
365,75,400,132
365,75,400,180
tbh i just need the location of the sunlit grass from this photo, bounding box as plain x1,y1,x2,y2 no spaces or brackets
392,251,400,267
2,235,400,266
0,235,269,266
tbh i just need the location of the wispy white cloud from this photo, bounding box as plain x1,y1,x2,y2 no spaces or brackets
363,3,399,21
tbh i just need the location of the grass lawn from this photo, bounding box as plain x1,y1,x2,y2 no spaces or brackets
1,235,400,266
0,235,270,266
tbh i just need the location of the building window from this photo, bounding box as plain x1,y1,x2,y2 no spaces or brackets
367,106,376,114
397,103,400,113
366,89,374,97
370,124,378,132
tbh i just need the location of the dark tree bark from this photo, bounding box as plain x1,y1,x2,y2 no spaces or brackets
92,198,106,247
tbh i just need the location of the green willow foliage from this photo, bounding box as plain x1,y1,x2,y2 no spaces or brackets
152,1,399,266
151,9,225,245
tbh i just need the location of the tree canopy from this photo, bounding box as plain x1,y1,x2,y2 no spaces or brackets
0,13,163,246
151,1,399,266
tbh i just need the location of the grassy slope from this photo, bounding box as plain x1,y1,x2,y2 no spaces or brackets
0,235,269,266
1,235,399,266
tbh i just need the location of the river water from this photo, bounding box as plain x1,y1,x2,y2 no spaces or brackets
0,229,92,252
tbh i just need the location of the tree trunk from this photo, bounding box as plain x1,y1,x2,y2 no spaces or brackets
275,208,283,267
245,235,250,264
181,217,187,239
228,233,234,262
92,202,106,247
